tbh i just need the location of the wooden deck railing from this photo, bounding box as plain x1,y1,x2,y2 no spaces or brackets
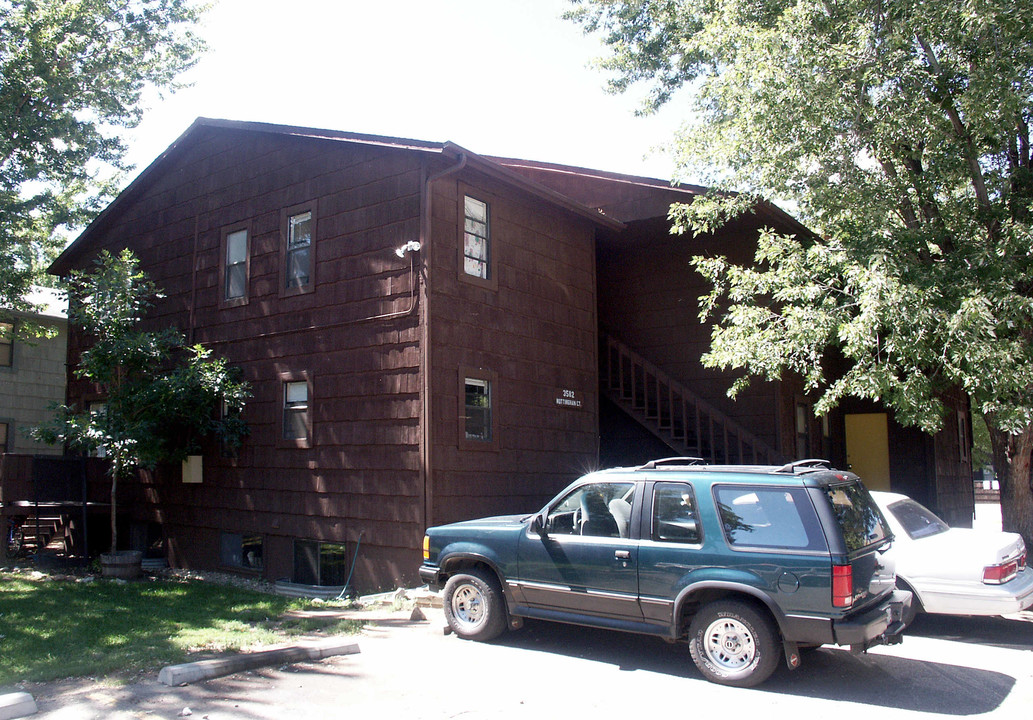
600,332,783,465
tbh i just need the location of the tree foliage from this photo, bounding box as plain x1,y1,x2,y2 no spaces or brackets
569,0,1033,541
0,0,206,325
32,250,248,552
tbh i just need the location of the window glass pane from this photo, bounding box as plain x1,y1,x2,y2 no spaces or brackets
716,485,824,550
465,234,487,260
887,498,949,540
464,378,491,441
225,264,247,300
287,246,310,286
226,230,248,264
653,483,701,543
465,217,487,236
464,196,487,223
545,482,634,537
286,381,308,404
319,542,348,586
241,535,263,569
289,212,312,248
464,256,487,279
824,483,890,552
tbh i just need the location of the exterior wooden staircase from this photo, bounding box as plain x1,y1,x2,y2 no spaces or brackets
601,332,783,465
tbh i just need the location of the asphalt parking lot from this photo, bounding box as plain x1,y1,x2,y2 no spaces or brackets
24,604,1033,720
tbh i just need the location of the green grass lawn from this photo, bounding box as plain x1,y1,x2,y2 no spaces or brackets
0,570,363,688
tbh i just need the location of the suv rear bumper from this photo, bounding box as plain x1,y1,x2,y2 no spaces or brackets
833,589,912,649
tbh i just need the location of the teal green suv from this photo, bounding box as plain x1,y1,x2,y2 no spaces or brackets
420,458,912,687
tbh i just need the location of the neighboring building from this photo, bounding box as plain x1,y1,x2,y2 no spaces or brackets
0,287,68,455
42,118,972,591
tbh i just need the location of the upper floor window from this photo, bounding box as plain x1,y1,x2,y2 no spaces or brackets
463,196,490,280
221,226,250,305
0,321,13,367
286,211,313,289
0,421,9,452
283,380,310,443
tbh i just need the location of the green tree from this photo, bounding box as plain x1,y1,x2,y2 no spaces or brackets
0,0,207,330
569,0,1033,545
33,250,249,554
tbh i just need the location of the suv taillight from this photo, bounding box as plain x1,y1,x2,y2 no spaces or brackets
423,535,430,561
832,564,853,608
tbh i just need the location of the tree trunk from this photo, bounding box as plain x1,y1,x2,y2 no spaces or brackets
988,420,1033,554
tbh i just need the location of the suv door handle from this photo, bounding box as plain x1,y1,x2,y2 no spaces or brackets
615,550,631,560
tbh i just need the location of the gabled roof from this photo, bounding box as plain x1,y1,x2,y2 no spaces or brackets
49,118,624,275
491,156,814,238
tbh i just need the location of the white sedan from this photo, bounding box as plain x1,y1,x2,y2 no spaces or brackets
871,491,1033,616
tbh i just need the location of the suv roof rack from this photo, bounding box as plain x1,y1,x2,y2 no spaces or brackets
775,459,834,474
639,457,707,470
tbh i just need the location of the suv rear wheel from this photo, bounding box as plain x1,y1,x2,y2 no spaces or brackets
688,600,780,687
443,568,507,641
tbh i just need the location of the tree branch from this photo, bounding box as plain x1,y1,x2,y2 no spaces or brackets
915,35,993,214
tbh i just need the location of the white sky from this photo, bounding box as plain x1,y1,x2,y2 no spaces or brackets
122,0,686,183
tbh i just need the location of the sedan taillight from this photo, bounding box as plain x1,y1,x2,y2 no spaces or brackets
983,558,1020,585
832,564,853,608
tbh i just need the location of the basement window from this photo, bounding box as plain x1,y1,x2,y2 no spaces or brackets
294,540,349,586
220,532,263,571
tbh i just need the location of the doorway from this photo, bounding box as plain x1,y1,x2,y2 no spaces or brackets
844,413,891,491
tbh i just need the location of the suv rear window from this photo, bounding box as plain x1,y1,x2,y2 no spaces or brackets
714,485,826,551
824,483,890,552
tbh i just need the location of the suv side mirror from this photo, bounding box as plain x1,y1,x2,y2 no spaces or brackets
531,512,549,538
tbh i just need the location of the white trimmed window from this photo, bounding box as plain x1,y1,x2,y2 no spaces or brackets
283,381,309,441
224,228,249,301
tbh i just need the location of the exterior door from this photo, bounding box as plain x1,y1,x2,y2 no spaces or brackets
845,413,891,491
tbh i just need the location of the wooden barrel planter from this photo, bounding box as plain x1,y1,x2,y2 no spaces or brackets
100,550,143,579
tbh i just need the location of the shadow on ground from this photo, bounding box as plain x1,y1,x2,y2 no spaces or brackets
494,618,1013,715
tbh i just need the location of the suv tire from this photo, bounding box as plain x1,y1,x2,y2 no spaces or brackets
688,600,780,687
443,568,507,641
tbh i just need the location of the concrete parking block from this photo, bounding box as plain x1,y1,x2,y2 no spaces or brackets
158,639,360,686
0,692,37,720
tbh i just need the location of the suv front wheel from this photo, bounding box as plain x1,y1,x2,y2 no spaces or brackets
443,568,508,641
688,600,780,687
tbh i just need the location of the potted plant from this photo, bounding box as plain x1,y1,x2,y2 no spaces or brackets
34,250,248,576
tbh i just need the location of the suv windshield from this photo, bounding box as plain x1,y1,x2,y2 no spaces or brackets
823,482,889,552
886,498,950,539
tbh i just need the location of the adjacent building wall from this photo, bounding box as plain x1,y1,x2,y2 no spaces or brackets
0,290,67,456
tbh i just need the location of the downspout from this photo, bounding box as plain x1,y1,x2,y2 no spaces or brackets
419,151,467,533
